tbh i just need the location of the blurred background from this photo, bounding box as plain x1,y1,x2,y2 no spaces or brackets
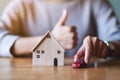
0,0,10,16
0,0,120,22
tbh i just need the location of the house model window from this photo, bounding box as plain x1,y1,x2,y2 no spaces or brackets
57,50,61,54
41,50,45,54
37,50,40,54
37,55,40,58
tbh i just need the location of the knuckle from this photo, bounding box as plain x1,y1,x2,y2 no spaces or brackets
70,32,75,38
71,25,76,28
85,36,91,41
65,27,71,32
84,36,92,44
69,45,73,49
86,36,91,39
92,37,98,43
93,37,98,42
70,26,76,31
69,26,76,32
100,41,104,46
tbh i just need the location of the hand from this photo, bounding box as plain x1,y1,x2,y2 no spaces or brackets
74,36,109,64
52,9,77,50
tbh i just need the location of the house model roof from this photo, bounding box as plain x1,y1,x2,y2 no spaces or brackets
31,31,64,52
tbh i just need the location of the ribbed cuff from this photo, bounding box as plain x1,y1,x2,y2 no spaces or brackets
0,35,19,57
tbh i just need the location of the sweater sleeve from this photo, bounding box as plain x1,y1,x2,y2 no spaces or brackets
93,0,120,43
0,31,19,57
0,0,23,57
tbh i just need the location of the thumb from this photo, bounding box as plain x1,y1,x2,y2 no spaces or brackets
74,45,85,62
57,9,68,26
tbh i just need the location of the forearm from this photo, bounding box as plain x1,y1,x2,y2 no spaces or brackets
11,36,43,57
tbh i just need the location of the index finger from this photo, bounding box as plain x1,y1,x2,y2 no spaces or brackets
84,36,93,64
74,45,85,62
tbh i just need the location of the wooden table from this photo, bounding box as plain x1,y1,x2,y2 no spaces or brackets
0,57,120,80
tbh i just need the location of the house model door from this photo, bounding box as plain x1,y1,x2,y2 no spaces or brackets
54,58,58,66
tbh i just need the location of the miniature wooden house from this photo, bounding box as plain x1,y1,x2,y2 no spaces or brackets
32,31,65,66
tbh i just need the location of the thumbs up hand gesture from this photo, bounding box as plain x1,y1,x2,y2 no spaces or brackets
52,9,78,50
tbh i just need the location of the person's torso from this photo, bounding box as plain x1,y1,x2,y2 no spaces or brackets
20,0,96,57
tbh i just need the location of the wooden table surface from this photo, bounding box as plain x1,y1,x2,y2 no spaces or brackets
0,57,120,80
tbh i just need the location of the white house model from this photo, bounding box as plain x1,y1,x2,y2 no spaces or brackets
32,31,65,66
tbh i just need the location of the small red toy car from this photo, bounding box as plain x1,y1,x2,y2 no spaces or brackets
72,60,87,68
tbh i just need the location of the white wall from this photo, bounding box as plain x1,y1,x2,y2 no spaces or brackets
0,0,11,16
